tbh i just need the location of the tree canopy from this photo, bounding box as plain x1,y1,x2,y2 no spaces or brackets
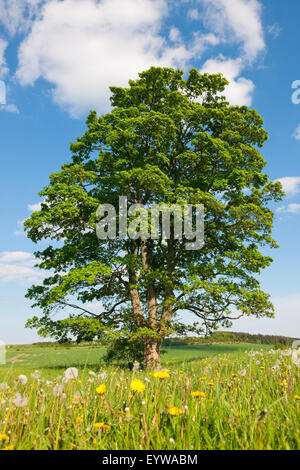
24,67,284,368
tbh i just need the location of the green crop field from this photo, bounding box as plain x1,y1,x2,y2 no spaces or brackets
0,342,299,450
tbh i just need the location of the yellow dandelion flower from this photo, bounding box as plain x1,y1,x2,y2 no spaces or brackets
294,395,300,400
2,445,14,451
208,382,215,386
96,384,106,395
153,371,170,379
199,377,206,381
169,406,183,416
94,422,109,430
75,416,83,425
191,391,206,398
0,434,9,441
130,379,146,393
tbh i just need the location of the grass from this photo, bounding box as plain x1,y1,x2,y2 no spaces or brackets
1,343,270,377
0,343,299,450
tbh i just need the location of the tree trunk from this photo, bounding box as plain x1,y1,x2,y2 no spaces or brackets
144,338,161,369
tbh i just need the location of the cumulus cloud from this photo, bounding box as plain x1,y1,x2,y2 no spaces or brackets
202,0,265,62
14,0,266,116
275,177,300,197
0,251,45,284
200,55,254,105
197,0,266,106
16,0,199,116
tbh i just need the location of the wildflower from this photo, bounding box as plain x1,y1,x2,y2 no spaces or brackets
130,379,146,393
191,391,206,398
207,382,215,386
153,371,170,379
2,445,14,450
169,406,183,416
64,367,78,381
96,384,106,395
239,369,247,377
13,392,28,407
31,370,41,379
98,372,107,380
53,384,64,396
18,375,28,385
75,417,83,425
94,422,109,430
199,377,206,381
0,434,9,441
294,395,300,400
0,382,9,391
89,371,96,377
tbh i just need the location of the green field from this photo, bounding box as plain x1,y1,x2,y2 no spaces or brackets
1,343,270,377
0,343,299,450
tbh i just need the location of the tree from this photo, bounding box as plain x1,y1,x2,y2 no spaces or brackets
24,67,284,368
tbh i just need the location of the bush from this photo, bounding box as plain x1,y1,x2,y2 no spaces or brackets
103,338,144,367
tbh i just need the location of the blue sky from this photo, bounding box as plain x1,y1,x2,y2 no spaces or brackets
0,0,299,344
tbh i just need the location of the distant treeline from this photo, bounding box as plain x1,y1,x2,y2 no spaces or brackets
164,331,299,347
29,331,299,349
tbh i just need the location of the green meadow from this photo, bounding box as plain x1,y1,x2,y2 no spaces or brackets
0,343,299,450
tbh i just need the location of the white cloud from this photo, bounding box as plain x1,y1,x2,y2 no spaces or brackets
202,0,265,61
16,0,199,117
0,103,20,113
0,251,45,284
267,23,281,39
276,204,300,215
169,26,181,44
0,38,20,112
200,55,254,105
187,8,200,20
293,124,300,140
0,251,32,262
275,177,300,197
28,201,42,212
15,0,263,116
0,38,8,79
0,0,44,36
14,219,25,236
198,0,265,106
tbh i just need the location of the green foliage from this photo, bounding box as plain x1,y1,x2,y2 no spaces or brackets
103,338,144,366
23,67,284,363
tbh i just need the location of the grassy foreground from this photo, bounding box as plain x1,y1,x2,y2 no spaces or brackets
0,344,299,450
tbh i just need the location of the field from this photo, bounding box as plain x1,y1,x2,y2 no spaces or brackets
0,343,299,450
